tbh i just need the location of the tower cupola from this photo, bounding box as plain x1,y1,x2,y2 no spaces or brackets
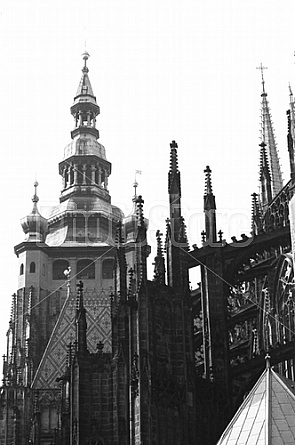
58,52,112,205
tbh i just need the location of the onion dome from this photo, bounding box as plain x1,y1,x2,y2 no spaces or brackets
20,182,48,242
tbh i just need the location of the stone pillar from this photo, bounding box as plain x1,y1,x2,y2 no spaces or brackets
104,171,108,190
74,164,78,185
82,164,87,185
91,165,96,184
98,167,102,186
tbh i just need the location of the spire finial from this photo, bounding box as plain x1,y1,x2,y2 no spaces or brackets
256,63,268,95
133,170,142,200
82,50,90,73
265,353,271,369
169,140,179,175
32,181,39,204
170,140,178,149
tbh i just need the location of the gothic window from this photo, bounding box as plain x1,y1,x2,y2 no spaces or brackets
53,259,70,280
20,263,24,275
30,262,36,273
102,259,114,279
77,259,95,279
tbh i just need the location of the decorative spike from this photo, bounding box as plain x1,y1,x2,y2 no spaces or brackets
116,221,124,247
178,216,189,250
168,141,181,196
66,343,72,368
136,195,145,227
169,140,179,172
201,230,206,245
10,293,16,325
259,142,271,180
115,221,127,300
33,391,40,414
153,231,166,285
165,217,171,250
28,286,33,316
128,268,135,298
76,281,84,312
156,230,164,257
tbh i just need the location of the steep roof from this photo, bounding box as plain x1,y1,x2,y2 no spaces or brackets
216,363,295,444
32,286,112,389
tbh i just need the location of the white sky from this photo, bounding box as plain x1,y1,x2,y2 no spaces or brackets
0,0,295,358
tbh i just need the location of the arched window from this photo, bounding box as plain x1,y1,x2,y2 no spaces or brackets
20,263,24,275
77,259,95,279
30,262,36,273
53,259,70,280
102,259,114,280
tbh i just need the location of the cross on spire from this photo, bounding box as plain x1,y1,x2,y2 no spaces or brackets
256,63,268,94
170,140,178,149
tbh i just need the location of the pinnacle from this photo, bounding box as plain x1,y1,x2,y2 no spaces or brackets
204,165,213,195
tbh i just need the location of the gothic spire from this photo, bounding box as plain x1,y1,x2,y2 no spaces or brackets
168,140,181,197
258,64,283,196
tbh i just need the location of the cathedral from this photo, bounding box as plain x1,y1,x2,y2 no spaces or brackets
1,52,295,445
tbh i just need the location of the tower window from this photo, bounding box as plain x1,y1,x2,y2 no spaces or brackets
20,264,24,275
77,259,95,279
30,262,36,273
53,260,70,280
102,259,114,280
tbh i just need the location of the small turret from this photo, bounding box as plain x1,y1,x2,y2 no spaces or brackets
20,182,48,242
71,51,100,140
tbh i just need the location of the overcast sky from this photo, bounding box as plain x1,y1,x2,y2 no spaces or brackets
0,0,294,358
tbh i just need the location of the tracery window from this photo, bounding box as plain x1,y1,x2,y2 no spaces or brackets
102,259,114,279
77,259,95,279
53,259,70,280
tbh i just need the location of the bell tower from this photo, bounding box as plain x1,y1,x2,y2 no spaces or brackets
59,51,112,206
